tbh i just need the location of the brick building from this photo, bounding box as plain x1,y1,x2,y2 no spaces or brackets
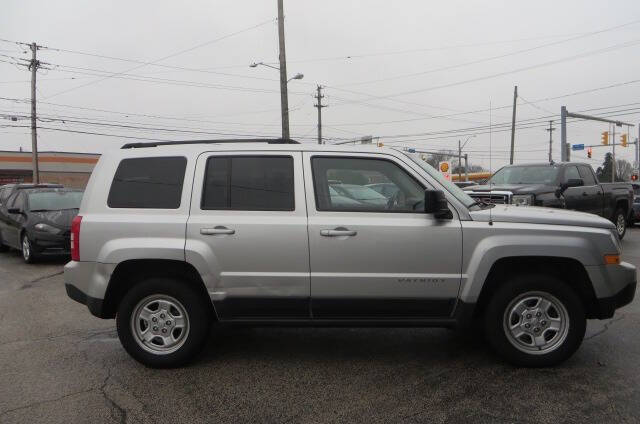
0,151,100,189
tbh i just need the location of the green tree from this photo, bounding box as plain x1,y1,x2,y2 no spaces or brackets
596,153,632,182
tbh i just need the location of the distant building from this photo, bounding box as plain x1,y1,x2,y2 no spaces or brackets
0,151,100,188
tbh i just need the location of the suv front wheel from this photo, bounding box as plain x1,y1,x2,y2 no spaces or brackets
484,274,586,367
116,277,212,368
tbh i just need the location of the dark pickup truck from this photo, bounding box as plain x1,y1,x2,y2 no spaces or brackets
464,162,634,238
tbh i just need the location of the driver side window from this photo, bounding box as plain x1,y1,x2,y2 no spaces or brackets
311,156,424,212
564,166,580,182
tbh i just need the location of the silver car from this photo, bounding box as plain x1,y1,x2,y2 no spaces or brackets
64,139,636,368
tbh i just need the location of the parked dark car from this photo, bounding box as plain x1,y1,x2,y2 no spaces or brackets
0,187,83,262
0,183,63,207
631,183,640,225
464,162,634,238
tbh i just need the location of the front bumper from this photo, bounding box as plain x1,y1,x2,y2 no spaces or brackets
588,261,636,319
30,230,70,256
593,280,636,319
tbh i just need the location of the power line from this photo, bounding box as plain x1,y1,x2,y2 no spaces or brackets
325,77,640,127
39,18,276,100
334,19,640,88
330,37,640,107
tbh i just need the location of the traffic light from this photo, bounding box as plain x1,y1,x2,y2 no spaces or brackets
587,147,592,158
621,134,628,147
601,131,609,145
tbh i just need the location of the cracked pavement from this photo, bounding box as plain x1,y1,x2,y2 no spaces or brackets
0,231,639,424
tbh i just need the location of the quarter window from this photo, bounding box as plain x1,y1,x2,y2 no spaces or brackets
312,157,424,212
201,156,294,211
107,157,187,209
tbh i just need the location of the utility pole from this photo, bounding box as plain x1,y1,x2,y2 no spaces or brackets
464,154,469,182
637,124,640,171
277,0,290,140
314,85,326,144
509,85,518,164
458,139,463,181
612,124,616,182
545,120,555,163
29,42,40,184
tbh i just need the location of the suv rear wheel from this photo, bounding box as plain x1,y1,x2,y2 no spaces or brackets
116,277,212,368
484,274,586,367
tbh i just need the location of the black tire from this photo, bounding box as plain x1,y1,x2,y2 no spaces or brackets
613,208,627,239
0,234,8,252
484,274,586,367
21,233,38,264
116,277,212,368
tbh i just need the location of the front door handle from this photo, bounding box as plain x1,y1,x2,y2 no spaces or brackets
320,228,357,237
200,226,235,235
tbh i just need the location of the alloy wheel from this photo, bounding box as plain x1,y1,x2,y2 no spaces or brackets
130,294,190,355
616,213,626,237
22,236,30,261
503,291,570,355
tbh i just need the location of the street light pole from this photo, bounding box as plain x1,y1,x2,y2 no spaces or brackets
277,0,290,140
458,135,475,181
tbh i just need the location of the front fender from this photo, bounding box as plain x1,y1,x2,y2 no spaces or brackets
460,221,611,303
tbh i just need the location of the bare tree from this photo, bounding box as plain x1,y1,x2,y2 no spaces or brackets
616,159,633,181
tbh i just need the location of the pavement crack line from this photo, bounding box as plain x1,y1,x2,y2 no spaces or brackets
0,386,98,418
0,328,116,349
584,313,625,341
27,270,64,285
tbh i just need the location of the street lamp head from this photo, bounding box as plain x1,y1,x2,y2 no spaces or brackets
249,63,259,68
292,73,304,80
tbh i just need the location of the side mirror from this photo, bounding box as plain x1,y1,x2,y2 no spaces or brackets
560,178,584,192
7,208,22,215
424,189,452,219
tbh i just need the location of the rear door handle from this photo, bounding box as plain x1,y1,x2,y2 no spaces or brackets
320,228,357,237
200,226,235,235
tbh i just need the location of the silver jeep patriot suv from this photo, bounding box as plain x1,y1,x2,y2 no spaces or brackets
64,139,636,368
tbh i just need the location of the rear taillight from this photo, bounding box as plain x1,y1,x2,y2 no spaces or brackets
71,215,82,261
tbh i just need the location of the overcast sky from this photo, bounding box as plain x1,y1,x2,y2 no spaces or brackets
2,0,640,171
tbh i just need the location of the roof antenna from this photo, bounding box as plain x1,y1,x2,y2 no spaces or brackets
489,100,494,226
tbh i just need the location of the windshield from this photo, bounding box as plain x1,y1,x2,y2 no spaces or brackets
28,191,83,211
490,166,559,185
402,152,476,207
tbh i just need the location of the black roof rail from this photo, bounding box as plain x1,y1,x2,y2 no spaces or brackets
120,138,300,149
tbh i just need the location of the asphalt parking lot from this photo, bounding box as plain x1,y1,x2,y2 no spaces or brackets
0,232,639,424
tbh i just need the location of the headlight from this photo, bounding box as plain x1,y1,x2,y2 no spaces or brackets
512,194,534,206
34,223,61,234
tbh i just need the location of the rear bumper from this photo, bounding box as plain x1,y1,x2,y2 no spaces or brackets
65,283,106,318
64,260,116,319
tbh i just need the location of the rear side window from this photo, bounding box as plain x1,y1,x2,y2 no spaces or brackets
201,156,294,211
108,157,187,209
